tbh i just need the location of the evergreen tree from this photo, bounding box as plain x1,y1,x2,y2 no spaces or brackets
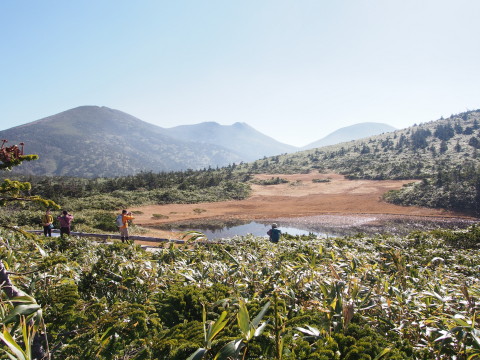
0,140,58,359
434,123,455,141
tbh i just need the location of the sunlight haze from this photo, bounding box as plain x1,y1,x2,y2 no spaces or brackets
1,0,479,147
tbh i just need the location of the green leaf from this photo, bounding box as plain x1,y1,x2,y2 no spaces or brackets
34,243,47,257
100,326,115,342
2,304,41,325
251,301,270,329
254,321,268,337
10,296,37,305
187,348,207,360
237,300,251,339
296,325,320,337
0,327,27,360
214,339,244,360
423,291,445,303
319,283,328,298
222,249,240,266
206,311,228,345
451,317,470,327
373,347,391,360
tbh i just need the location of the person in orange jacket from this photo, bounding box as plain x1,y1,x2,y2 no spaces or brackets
119,209,135,243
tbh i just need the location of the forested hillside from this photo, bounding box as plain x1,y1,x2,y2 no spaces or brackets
242,110,480,215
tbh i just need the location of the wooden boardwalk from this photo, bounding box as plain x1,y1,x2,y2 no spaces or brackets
28,229,186,245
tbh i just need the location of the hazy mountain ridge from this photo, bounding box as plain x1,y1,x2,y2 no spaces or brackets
302,122,397,150
1,105,400,177
164,121,298,161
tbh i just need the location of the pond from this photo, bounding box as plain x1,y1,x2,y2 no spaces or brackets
152,214,477,240
177,222,319,240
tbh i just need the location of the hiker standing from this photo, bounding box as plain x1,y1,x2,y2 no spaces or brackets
57,210,74,237
118,209,134,243
42,209,54,237
267,223,281,243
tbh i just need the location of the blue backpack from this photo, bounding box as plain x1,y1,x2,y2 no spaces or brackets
115,214,124,227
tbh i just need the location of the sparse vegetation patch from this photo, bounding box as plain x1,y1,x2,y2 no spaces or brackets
151,213,169,219
312,178,331,183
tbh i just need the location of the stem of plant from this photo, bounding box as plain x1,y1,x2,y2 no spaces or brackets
274,292,280,360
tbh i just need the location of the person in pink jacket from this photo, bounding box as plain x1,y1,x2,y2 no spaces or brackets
57,210,74,237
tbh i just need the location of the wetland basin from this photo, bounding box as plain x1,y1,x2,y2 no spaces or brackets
133,173,478,241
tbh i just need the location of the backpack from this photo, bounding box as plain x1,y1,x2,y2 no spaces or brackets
115,214,124,227
270,228,281,243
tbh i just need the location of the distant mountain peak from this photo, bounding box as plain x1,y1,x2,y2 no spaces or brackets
302,122,396,150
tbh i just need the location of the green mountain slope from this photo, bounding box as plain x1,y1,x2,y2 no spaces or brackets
1,106,245,177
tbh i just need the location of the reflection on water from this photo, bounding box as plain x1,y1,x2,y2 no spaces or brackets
152,214,477,240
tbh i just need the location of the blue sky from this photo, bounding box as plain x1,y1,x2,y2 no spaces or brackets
2,1,480,146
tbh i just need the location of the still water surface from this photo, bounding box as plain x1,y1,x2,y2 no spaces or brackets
177,221,319,240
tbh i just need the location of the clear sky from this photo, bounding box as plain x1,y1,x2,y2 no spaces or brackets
1,1,480,147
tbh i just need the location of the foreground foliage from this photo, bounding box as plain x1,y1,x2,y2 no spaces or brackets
0,226,479,359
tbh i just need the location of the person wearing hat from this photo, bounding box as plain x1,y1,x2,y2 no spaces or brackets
267,223,281,243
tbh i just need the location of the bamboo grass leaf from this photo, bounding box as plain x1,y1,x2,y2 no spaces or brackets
33,243,47,258
187,348,207,360
296,325,320,337
2,304,41,325
373,347,391,360
423,291,446,303
451,317,470,327
251,301,270,328
0,326,27,360
99,326,115,342
20,318,33,360
222,249,240,266
214,339,244,360
206,311,228,346
254,321,268,337
9,296,37,305
237,301,251,339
